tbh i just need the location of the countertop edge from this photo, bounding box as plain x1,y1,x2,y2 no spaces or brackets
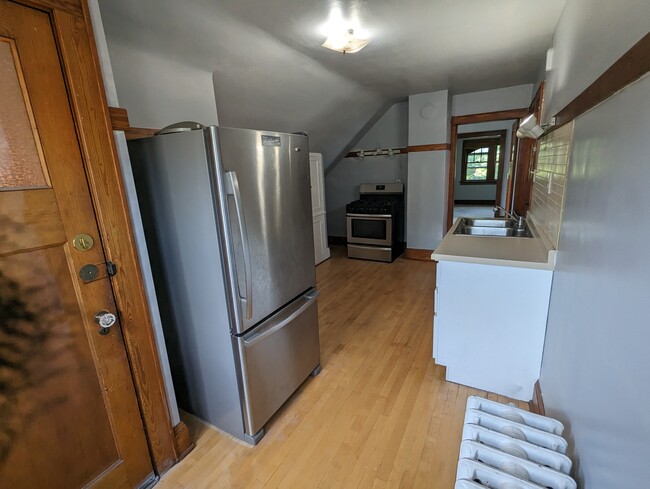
430,218,557,271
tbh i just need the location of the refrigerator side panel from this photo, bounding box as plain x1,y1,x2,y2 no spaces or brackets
215,128,316,332
128,131,246,440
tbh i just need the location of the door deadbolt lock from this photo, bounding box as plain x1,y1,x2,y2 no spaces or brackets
73,233,94,251
94,310,117,335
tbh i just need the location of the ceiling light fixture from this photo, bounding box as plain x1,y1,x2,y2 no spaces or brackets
320,4,370,54
322,28,369,54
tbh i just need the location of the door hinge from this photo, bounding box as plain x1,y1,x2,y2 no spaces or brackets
106,261,118,277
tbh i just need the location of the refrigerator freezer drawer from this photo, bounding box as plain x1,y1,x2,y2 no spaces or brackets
238,290,320,435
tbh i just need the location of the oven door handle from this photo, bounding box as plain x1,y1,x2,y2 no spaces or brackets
346,213,393,219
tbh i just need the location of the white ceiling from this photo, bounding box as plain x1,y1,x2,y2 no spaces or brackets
99,0,565,167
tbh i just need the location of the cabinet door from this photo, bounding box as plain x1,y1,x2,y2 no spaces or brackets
309,153,325,215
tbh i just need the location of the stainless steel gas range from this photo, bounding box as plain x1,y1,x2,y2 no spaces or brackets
346,183,405,262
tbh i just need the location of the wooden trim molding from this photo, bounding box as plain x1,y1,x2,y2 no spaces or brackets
108,106,130,131
451,108,530,126
20,0,180,474
529,380,546,416
173,420,195,461
345,143,450,158
108,105,159,140
124,127,159,140
407,143,450,152
552,32,650,130
404,248,434,261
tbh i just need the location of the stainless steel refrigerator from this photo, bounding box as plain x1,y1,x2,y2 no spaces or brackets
128,125,321,444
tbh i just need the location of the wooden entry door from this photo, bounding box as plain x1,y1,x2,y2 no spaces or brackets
0,2,154,488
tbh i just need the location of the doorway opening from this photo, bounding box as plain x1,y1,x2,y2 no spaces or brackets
453,130,507,222
446,108,530,231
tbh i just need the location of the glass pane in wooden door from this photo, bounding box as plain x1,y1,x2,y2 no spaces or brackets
0,39,47,190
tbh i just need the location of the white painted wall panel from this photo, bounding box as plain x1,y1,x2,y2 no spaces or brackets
452,84,534,116
542,0,650,122
406,151,448,249
540,74,650,489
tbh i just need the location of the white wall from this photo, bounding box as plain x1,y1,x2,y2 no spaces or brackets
537,2,650,488
541,74,650,489
325,102,408,237
406,90,450,249
542,0,650,122
102,38,218,128
452,84,534,116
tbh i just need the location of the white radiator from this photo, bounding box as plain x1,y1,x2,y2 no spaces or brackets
455,396,576,489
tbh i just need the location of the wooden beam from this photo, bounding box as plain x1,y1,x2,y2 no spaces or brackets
552,32,650,130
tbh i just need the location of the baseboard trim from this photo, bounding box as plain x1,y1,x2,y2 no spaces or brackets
529,380,546,416
404,248,434,261
173,421,195,461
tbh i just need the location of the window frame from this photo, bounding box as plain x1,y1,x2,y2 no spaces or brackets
460,137,501,185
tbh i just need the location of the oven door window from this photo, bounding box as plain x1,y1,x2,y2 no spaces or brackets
347,216,392,246
353,219,386,240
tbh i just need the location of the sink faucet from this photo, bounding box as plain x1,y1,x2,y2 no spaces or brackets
494,205,526,229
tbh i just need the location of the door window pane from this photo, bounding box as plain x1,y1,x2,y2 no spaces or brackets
0,40,47,190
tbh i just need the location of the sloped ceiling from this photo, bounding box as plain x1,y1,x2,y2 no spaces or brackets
99,0,565,168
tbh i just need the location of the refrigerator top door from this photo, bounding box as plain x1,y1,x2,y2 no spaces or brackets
207,126,316,334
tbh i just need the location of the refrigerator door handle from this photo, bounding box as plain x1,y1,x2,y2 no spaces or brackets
225,170,253,320
243,290,319,347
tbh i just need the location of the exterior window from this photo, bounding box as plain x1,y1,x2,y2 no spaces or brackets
461,138,500,184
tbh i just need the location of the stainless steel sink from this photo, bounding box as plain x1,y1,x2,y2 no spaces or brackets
461,218,514,228
454,218,533,238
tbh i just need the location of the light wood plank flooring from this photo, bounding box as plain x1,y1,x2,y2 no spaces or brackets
158,247,528,489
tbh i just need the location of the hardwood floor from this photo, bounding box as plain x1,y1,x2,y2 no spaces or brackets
157,246,528,489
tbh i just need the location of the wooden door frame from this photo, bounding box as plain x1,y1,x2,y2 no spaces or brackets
447,108,530,231
456,130,507,208
512,82,544,216
11,0,185,475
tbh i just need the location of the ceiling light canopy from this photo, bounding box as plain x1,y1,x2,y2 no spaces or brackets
320,3,370,54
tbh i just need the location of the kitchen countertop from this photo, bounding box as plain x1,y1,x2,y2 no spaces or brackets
430,218,556,270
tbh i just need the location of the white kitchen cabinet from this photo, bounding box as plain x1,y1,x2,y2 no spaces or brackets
309,153,330,265
433,260,553,401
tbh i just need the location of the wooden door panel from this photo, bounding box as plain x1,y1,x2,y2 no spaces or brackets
0,247,119,487
0,189,65,254
0,1,153,487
